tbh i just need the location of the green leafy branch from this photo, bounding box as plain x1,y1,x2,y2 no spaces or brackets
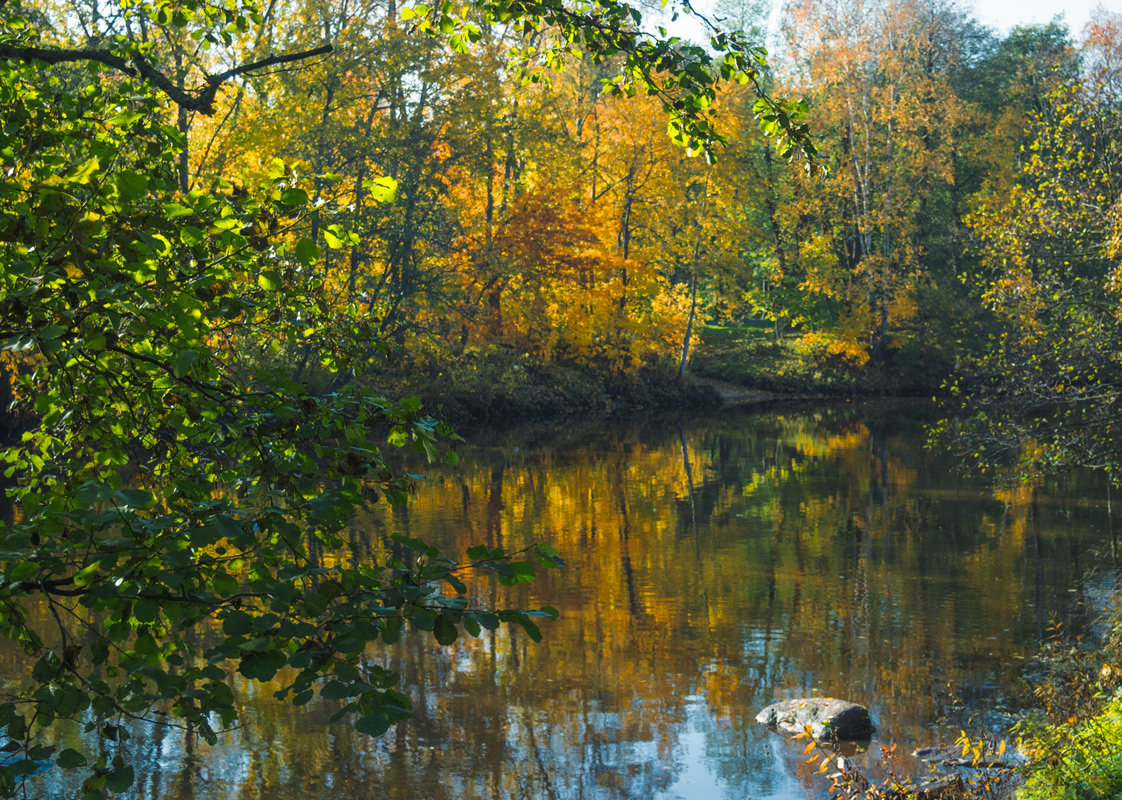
402,0,818,165
0,18,563,796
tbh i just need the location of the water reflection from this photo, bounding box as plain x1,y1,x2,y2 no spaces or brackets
28,402,1119,799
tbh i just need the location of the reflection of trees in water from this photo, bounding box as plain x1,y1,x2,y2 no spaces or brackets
13,403,1117,799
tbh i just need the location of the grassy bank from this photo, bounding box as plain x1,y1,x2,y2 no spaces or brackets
690,324,952,396
362,348,723,425
353,323,957,426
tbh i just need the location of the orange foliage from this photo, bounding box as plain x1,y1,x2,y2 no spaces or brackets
777,0,969,360
1084,7,1122,105
442,183,691,374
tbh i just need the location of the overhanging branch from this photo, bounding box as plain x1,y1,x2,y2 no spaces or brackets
0,43,334,114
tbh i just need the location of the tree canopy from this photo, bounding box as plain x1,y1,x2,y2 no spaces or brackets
0,0,823,793
936,78,1122,479
4,0,1122,792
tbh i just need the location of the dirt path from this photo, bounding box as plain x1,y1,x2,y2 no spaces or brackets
693,377,781,406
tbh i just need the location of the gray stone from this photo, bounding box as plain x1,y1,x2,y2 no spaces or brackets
755,698,875,741
912,744,1025,768
907,775,966,800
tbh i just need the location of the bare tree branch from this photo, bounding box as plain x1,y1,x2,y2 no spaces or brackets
0,43,333,114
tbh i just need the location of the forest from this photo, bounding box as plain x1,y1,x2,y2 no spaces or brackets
6,0,1122,449
10,0,1113,459
1,0,1122,796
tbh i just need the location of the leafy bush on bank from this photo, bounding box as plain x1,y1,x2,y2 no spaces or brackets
1018,692,1122,800
362,348,722,424
691,325,952,396
1009,618,1122,800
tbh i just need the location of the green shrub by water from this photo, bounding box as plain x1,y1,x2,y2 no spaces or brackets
1018,691,1122,800
691,326,950,395
361,347,721,423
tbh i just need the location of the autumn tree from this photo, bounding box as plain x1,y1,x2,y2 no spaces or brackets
773,0,975,370
577,83,702,375
0,0,819,793
957,20,1077,213
438,61,710,377
938,78,1122,477
1082,7,1122,106
187,0,483,357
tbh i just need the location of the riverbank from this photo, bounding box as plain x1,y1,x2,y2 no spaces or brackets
362,350,727,425
851,575,1122,800
362,325,949,426
1005,606,1122,800
690,324,951,396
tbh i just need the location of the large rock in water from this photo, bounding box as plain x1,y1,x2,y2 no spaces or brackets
755,698,875,741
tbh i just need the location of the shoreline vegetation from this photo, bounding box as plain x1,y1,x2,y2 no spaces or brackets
369,323,947,426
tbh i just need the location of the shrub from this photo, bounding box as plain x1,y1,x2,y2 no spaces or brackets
1018,691,1122,800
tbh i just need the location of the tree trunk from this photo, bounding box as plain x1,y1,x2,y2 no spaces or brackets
678,271,697,384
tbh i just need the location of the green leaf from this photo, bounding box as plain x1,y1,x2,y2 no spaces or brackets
471,611,499,630
320,680,355,700
322,225,357,249
467,545,500,560
68,156,100,185
57,748,86,769
294,237,319,264
164,203,194,219
534,543,566,568
355,713,392,736
133,598,159,623
258,271,282,291
280,187,308,206
105,762,134,793
238,650,286,682
496,561,536,586
222,610,254,636
212,572,239,596
75,483,113,505
8,759,43,777
433,615,458,645
508,613,542,642
382,616,402,644
365,176,398,203
172,348,199,378
462,615,481,637
408,607,438,632
180,225,204,245
115,170,149,201
113,489,155,509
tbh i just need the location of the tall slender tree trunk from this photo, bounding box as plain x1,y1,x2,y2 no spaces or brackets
762,145,788,343
678,270,697,384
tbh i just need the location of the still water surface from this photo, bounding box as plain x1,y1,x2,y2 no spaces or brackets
34,402,1121,799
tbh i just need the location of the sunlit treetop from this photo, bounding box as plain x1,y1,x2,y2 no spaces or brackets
0,0,817,166
404,0,817,163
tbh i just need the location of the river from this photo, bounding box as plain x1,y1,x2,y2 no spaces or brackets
30,400,1120,799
